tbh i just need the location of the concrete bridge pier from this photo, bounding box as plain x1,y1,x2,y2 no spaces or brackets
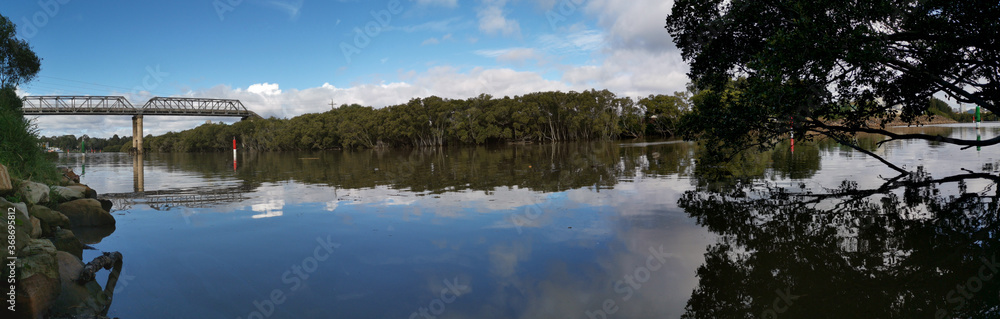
131,115,143,154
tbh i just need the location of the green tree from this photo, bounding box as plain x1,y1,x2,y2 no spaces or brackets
0,15,41,90
666,0,999,172
0,14,53,183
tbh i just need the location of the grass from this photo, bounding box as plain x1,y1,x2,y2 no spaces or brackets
0,87,60,196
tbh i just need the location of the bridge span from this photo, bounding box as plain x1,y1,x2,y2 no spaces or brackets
21,96,258,153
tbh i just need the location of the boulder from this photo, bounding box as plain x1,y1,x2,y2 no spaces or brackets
14,239,60,319
28,205,71,238
97,199,113,212
0,198,31,261
50,251,112,318
57,166,80,184
66,184,98,199
51,186,85,202
19,181,50,205
57,199,115,228
48,228,84,259
30,216,42,238
0,163,11,192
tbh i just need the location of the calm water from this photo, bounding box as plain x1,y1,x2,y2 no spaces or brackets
58,124,1000,318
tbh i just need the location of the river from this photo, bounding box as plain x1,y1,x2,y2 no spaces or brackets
57,123,1000,318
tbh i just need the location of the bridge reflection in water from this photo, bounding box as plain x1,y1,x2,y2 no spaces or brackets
100,154,254,211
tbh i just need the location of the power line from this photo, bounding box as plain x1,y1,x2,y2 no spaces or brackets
30,75,176,96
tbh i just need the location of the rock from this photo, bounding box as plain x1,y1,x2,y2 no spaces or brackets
28,205,71,238
97,199,113,212
19,181,50,205
0,163,11,192
71,226,116,245
57,199,116,228
13,201,28,219
51,252,112,318
0,198,31,261
51,186,85,202
48,228,84,259
30,216,42,238
14,240,60,319
57,166,80,184
66,184,98,199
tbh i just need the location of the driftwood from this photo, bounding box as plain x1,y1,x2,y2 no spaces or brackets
79,251,124,316
79,251,123,283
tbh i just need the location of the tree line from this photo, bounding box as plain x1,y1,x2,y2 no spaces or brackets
140,89,691,153
39,134,132,152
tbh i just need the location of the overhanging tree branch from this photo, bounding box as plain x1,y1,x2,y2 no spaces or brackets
811,129,908,174
809,120,1000,148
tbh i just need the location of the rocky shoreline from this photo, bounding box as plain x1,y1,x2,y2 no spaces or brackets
3,165,122,319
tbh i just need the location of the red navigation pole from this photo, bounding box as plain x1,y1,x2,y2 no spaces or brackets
233,137,237,171
790,116,795,153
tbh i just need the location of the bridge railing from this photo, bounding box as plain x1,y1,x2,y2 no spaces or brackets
21,96,257,118
141,97,257,117
22,96,138,115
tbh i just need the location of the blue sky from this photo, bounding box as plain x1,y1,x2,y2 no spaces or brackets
1,0,685,138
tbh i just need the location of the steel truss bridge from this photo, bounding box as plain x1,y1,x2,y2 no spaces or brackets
21,96,259,153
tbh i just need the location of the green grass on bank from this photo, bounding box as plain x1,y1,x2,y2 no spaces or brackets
0,87,59,189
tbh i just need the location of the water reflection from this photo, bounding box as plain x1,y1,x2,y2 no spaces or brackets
679,169,1000,318
133,152,143,192
49,125,1000,318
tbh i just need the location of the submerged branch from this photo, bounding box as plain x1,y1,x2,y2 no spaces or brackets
813,130,908,174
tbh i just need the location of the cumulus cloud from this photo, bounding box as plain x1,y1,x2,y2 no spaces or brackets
584,0,677,52
244,83,282,95
477,0,521,37
563,48,689,97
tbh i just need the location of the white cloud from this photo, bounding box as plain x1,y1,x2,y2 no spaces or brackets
563,48,689,98
583,0,676,52
477,0,521,37
388,18,467,33
536,29,605,55
475,48,543,65
244,83,282,96
421,34,452,46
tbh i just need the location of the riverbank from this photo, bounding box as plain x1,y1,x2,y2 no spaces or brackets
2,165,121,319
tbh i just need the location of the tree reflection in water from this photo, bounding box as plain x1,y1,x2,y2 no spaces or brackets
679,168,1000,318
